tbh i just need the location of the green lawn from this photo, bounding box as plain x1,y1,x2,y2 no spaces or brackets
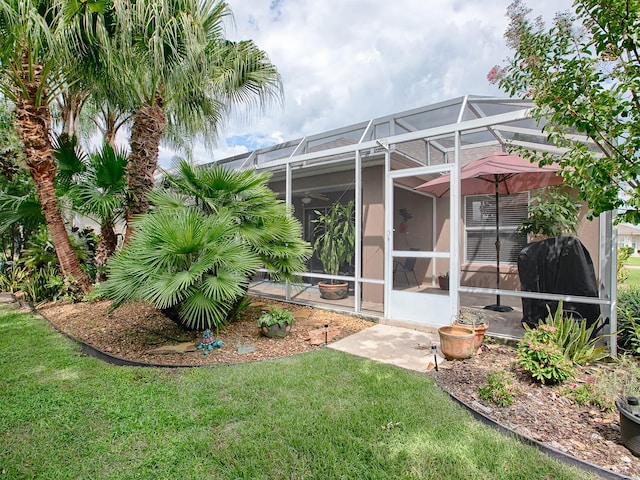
625,256,640,266
0,305,595,480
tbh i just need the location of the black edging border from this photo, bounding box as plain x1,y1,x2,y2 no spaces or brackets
7,296,634,479
444,390,634,480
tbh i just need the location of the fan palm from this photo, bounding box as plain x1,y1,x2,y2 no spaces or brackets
101,161,310,330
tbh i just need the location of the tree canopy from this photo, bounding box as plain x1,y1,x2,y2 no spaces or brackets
491,0,640,224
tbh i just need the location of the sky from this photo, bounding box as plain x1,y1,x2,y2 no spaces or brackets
158,0,573,168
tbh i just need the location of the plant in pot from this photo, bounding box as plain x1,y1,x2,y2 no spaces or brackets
312,200,355,300
257,306,296,338
454,307,489,351
437,272,449,290
516,187,580,240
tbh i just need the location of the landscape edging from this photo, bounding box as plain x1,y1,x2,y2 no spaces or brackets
444,390,633,480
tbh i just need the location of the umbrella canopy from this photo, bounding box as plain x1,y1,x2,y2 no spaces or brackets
416,152,564,197
415,151,564,312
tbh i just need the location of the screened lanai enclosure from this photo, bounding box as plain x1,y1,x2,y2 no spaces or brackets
214,95,617,348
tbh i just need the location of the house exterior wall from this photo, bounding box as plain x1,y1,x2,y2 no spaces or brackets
362,166,384,303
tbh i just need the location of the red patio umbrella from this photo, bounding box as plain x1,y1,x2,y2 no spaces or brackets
416,152,564,311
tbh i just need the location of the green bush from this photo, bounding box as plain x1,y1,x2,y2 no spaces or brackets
619,246,634,284
618,287,640,354
257,306,295,328
478,370,518,407
517,324,574,384
100,163,311,331
543,302,609,365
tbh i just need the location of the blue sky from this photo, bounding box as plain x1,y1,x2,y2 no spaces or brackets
158,0,572,168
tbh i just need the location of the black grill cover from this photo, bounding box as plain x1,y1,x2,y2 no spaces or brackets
517,236,600,329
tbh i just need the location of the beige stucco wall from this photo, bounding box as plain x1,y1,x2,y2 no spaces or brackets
362,166,384,303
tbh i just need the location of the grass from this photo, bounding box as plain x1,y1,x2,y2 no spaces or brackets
624,256,640,267
0,305,596,480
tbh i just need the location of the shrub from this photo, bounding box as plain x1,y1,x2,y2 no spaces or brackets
257,306,295,328
618,287,640,354
517,324,574,384
562,379,611,411
618,246,634,284
477,370,518,407
100,164,311,331
543,302,609,365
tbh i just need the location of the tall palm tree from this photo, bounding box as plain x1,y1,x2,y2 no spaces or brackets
110,0,282,242
0,0,94,292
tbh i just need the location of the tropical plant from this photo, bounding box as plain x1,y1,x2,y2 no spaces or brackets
257,306,295,329
107,0,282,241
491,0,640,225
157,161,311,282
517,323,574,384
0,0,97,293
99,164,310,330
542,302,609,365
516,187,580,238
312,200,355,281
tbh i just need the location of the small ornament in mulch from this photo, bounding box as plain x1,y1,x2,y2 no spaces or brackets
196,329,222,354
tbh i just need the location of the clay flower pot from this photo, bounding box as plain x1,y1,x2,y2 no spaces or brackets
438,325,475,360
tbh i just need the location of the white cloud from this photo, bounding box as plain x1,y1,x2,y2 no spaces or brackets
175,0,574,166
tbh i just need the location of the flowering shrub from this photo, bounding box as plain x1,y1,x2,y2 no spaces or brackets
516,324,574,384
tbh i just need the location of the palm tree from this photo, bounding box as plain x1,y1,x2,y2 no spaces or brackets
100,161,310,330
0,0,94,293
55,138,128,280
110,0,282,242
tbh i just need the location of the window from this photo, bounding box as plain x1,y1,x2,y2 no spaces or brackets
465,192,529,264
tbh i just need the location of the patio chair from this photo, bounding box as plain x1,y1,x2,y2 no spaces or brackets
393,248,420,286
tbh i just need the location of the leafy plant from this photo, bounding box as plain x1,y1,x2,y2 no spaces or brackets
257,306,295,328
100,164,310,331
517,324,574,384
618,246,634,284
543,302,608,365
456,307,486,327
617,287,640,354
562,379,611,411
312,201,355,281
516,187,580,238
478,370,518,407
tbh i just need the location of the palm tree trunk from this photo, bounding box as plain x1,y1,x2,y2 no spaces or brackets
124,98,167,243
13,69,92,294
95,219,118,282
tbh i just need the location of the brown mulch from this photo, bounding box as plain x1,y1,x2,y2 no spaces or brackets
432,343,640,479
34,298,640,478
37,297,373,367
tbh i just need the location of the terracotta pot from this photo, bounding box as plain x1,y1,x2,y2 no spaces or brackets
438,325,475,360
260,323,292,338
453,321,489,350
616,397,640,457
318,281,349,300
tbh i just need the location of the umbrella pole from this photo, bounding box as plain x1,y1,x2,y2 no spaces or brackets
485,178,513,312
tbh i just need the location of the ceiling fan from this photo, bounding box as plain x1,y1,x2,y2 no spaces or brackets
300,192,329,204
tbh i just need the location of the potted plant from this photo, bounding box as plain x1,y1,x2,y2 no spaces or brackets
257,306,296,338
437,272,449,290
312,200,355,300
453,307,489,350
438,324,475,361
